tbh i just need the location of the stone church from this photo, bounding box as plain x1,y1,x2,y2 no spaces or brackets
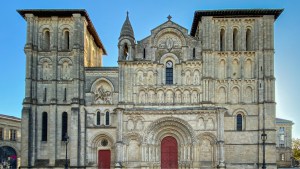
18,8,283,169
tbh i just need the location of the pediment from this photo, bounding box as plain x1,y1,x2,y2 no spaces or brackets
151,20,188,35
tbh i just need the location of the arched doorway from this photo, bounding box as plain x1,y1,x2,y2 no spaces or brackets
161,136,178,169
0,146,17,168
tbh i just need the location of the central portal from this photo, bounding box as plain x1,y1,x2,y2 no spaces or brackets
161,136,178,169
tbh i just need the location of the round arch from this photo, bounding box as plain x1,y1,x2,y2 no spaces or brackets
0,146,18,168
143,116,196,145
90,77,115,93
160,53,180,64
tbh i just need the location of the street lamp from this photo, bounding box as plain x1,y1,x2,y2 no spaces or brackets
64,133,69,169
261,132,267,169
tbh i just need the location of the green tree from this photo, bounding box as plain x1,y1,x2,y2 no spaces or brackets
293,138,300,161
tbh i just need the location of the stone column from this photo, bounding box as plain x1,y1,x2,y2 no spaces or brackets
21,107,30,166
70,107,79,166
115,108,124,168
48,102,57,166
217,109,226,168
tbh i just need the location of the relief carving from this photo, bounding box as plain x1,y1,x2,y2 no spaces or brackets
61,61,71,80
93,81,113,104
42,61,52,80
157,34,182,51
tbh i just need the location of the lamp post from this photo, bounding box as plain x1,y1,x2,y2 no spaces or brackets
261,132,267,169
64,133,69,169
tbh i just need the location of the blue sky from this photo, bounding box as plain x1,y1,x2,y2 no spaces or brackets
0,0,299,138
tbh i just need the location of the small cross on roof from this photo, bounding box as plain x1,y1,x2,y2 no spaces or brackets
167,15,172,21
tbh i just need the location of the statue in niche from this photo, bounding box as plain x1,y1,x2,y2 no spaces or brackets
137,73,143,85
158,92,164,103
94,85,112,104
232,87,239,103
176,92,181,103
136,120,143,130
194,73,199,85
206,119,214,130
183,92,190,103
192,92,198,103
148,92,153,103
61,61,70,80
139,92,145,103
200,139,212,161
185,73,191,85
42,61,51,80
127,120,134,131
148,74,153,85
198,118,205,130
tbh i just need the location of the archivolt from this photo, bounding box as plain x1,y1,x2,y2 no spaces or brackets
143,116,196,144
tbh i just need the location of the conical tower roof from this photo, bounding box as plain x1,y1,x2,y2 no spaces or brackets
119,12,135,40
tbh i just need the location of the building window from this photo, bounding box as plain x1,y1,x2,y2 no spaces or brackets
246,29,252,51
220,29,225,51
10,129,17,141
43,88,47,102
233,28,238,51
236,114,243,131
43,30,50,50
279,127,285,133
193,48,196,59
281,153,285,161
123,43,129,60
63,30,70,50
42,112,48,141
143,48,146,59
0,128,3,140
166,61,173,85
105,112,110,126
62,112,68,141
64,88,67,101
97,111,101,125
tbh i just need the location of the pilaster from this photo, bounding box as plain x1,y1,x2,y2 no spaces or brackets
115,108,124,168
217,109,226,168
70,106,79,166
49,101,57,166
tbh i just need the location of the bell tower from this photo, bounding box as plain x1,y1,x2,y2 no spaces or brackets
118,12,135,61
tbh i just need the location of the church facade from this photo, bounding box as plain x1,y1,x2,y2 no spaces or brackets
18,9,283,169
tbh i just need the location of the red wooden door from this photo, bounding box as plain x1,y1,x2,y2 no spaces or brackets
98,150,111,169
161,136,178,169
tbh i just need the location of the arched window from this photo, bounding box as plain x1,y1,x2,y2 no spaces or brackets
43,30,50,50
246,29,252,51
43,88,47,102
63,30,70,50
233,28,238,51
143,48,146,59
105,112,110,126
123,43,129,60
166,61,173,85
220,29,225,51
42,112,48,141
62,112,68,141
193,48,196,59
64,88,67,101
97,111,101,125
236,114,243,131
